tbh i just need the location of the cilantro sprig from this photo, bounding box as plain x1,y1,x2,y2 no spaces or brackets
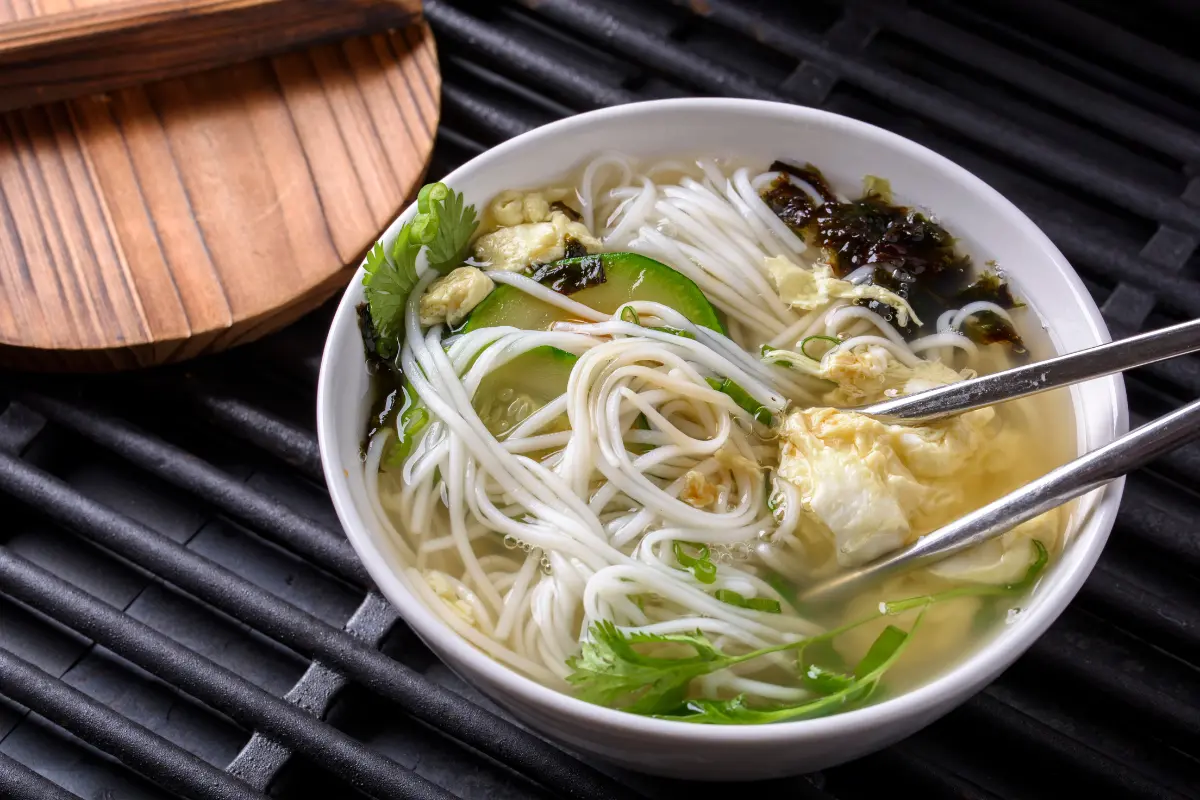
566,622,726,714
566,611,911,718
567,540,1049,723
656,619,918,724
360,182,478,367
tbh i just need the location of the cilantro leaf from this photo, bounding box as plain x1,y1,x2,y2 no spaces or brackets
801,663,855,694
854,624,908,678
567,611,885,716
566,621,724,714
360,181,479,369
422,183,478,274
567,612,875,715
654,689,867,724
363,231,421,356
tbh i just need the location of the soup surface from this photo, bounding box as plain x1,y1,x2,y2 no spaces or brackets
356,154,1075,723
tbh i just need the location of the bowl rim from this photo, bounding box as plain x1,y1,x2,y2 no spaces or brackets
317,97,1128,743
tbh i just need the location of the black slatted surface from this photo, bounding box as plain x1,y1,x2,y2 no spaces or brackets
1,1,1198,798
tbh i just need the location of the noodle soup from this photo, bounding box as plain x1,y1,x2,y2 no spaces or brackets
355,152,1075,723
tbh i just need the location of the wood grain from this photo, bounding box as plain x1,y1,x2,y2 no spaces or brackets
0,14,439,371
0,0,421,114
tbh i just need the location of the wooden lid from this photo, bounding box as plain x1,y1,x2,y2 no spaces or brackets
0,15,438,371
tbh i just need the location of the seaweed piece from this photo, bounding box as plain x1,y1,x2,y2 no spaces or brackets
962,310,1026,354
358,302,408,457
813,196,969,280
851,264,949,338
954,271,1022,309
551,200,583,221
531,253,607,295
761,162,970,284
362,380,429,469
360,364,405,460
807,188,971,336
367,386,402,441
357,302,397,372
761,176,818,232
769,160,838,203
758,161,1033,345
562,234,589,260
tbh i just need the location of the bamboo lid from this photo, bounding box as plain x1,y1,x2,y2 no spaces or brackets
0,1,438,370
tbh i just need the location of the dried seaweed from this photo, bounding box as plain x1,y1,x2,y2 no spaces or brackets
562,234,589,260
962,310,1026,353
531,254,607,295
759,162,1024,340
551,200,583,221
769,160,838,203
954,271,1022,309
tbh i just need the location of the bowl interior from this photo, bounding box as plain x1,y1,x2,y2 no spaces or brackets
317,99,1126,746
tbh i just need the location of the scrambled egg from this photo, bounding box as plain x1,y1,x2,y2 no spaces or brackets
419,266,495,327
778,404,1000,567
776,345,1057,583
766,336,1066,677
766,255,921,327
472,190,602,272
491,189,553,227
680,470,721,508
818,343,965,407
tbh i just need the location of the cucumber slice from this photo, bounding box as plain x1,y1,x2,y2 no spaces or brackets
473,345,576,436
462,253,724,334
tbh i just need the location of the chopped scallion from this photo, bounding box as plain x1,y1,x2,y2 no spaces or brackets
651,326,696,339
714,589,781,614
673,540,717,584
760,344,793,367
799,335,841,360
705,376,773,426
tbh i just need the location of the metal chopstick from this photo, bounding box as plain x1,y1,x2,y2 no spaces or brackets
799,394,1200,603
851,317,1200,425
798,317,1200,602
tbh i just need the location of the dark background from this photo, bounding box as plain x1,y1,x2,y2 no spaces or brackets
1,1,1198,798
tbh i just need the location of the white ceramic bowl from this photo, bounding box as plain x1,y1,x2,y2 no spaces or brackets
317,99,1127,781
